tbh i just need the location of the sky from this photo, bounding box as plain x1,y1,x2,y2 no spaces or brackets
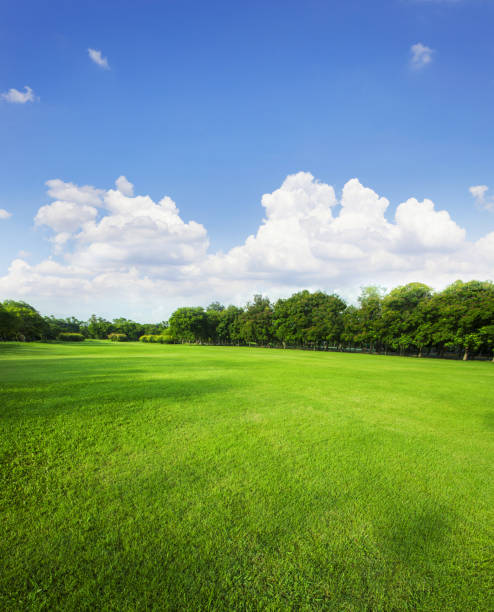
0,0,493,321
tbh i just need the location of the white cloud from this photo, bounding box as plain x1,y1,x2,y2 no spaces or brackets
45,179,103,206
470,184,494,212
88,48,110,70
410,43,434,70
1,86,35,103
115,175,134,196
0,173,493,319
35,201,98,234
0,209,12,219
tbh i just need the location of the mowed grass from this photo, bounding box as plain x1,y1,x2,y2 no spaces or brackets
1,342,493,611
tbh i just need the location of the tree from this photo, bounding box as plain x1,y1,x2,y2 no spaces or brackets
381,283,432,355
216,305,243,344
85,315,113,339
205,303,226,343
355,286,385,351
0,303,16,340
2,300,48,341
430,281,494,360
273,291,346,348
238,295,273,346
112,318,145,341
168,307,208,343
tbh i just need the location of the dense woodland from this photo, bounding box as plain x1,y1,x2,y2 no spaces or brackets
1,280,494,360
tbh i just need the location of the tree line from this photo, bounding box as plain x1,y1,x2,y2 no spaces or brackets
1,280,493,360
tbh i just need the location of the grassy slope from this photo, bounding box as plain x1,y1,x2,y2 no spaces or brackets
0,341,493,611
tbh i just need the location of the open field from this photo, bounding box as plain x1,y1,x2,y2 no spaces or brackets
1,341,493,611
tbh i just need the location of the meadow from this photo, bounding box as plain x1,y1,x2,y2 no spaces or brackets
1,341,493,611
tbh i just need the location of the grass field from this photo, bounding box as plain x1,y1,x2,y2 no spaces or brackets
1,341,493,611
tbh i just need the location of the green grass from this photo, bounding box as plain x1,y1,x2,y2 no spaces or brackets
1,341,493,611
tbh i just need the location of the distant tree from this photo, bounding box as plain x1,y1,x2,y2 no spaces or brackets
2,300,48,341
239,295,273,346
44,315,84,340
341,305,361,348
169,307,208,343
355,286,385,351
381,283,433,355
112,318,145,341
205,302,226,343
0,303,16,340
429,281,494,360
216,305,243,344
273,290,346,348
86,315,113,339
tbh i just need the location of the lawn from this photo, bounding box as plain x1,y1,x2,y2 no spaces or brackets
1,341,493,611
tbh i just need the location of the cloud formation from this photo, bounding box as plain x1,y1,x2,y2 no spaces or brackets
115,175,134,196
0,173,493,319
410,43,434,69
470,185,494,212
0,209,12,220
1,86,35,103
88,48,110,69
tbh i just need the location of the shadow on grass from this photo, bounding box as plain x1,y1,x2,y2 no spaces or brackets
0,373,239,420
483,411,494,431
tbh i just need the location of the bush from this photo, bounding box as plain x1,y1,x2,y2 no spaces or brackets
108,333,128,342
139,333,174,344
58,332,85,342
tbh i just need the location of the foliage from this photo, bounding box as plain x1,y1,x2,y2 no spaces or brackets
58,332,85,342
2,300,48,341
108,333,128,342
238,295,273,346
1,280,494,359
273,290,346,348
139,332,175,344
169,307,209,343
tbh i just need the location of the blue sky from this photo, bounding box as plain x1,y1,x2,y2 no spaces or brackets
1,0,493,320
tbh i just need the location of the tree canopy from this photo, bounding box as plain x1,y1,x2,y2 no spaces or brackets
1,280,493,360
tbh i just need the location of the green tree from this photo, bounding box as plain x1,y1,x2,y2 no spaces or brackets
273,290,346,348
168,307,208,343
239,295,273,346
355,286,385,351
85,315,113,339
0,303,16,340
381,283,432,355
430,281,494,360
2,300,48,341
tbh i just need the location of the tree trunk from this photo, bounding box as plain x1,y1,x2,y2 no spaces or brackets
418,348,422,358
463,348,469,361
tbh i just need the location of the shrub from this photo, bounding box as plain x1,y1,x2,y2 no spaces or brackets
160,330,175,344
58,332,85,342
108,333,128,342
139,333,174,344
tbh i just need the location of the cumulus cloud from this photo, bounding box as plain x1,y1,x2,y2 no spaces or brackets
470,184,494,212
88,48,110,69
115,175,134,196
0,173,493,319
0,209,12,219
35,201,98,234
1,86,35,103
410,43,434,69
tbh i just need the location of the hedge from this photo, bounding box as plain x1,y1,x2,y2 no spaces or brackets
139,334,174,344
58,332,85,342
108,333,128,342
